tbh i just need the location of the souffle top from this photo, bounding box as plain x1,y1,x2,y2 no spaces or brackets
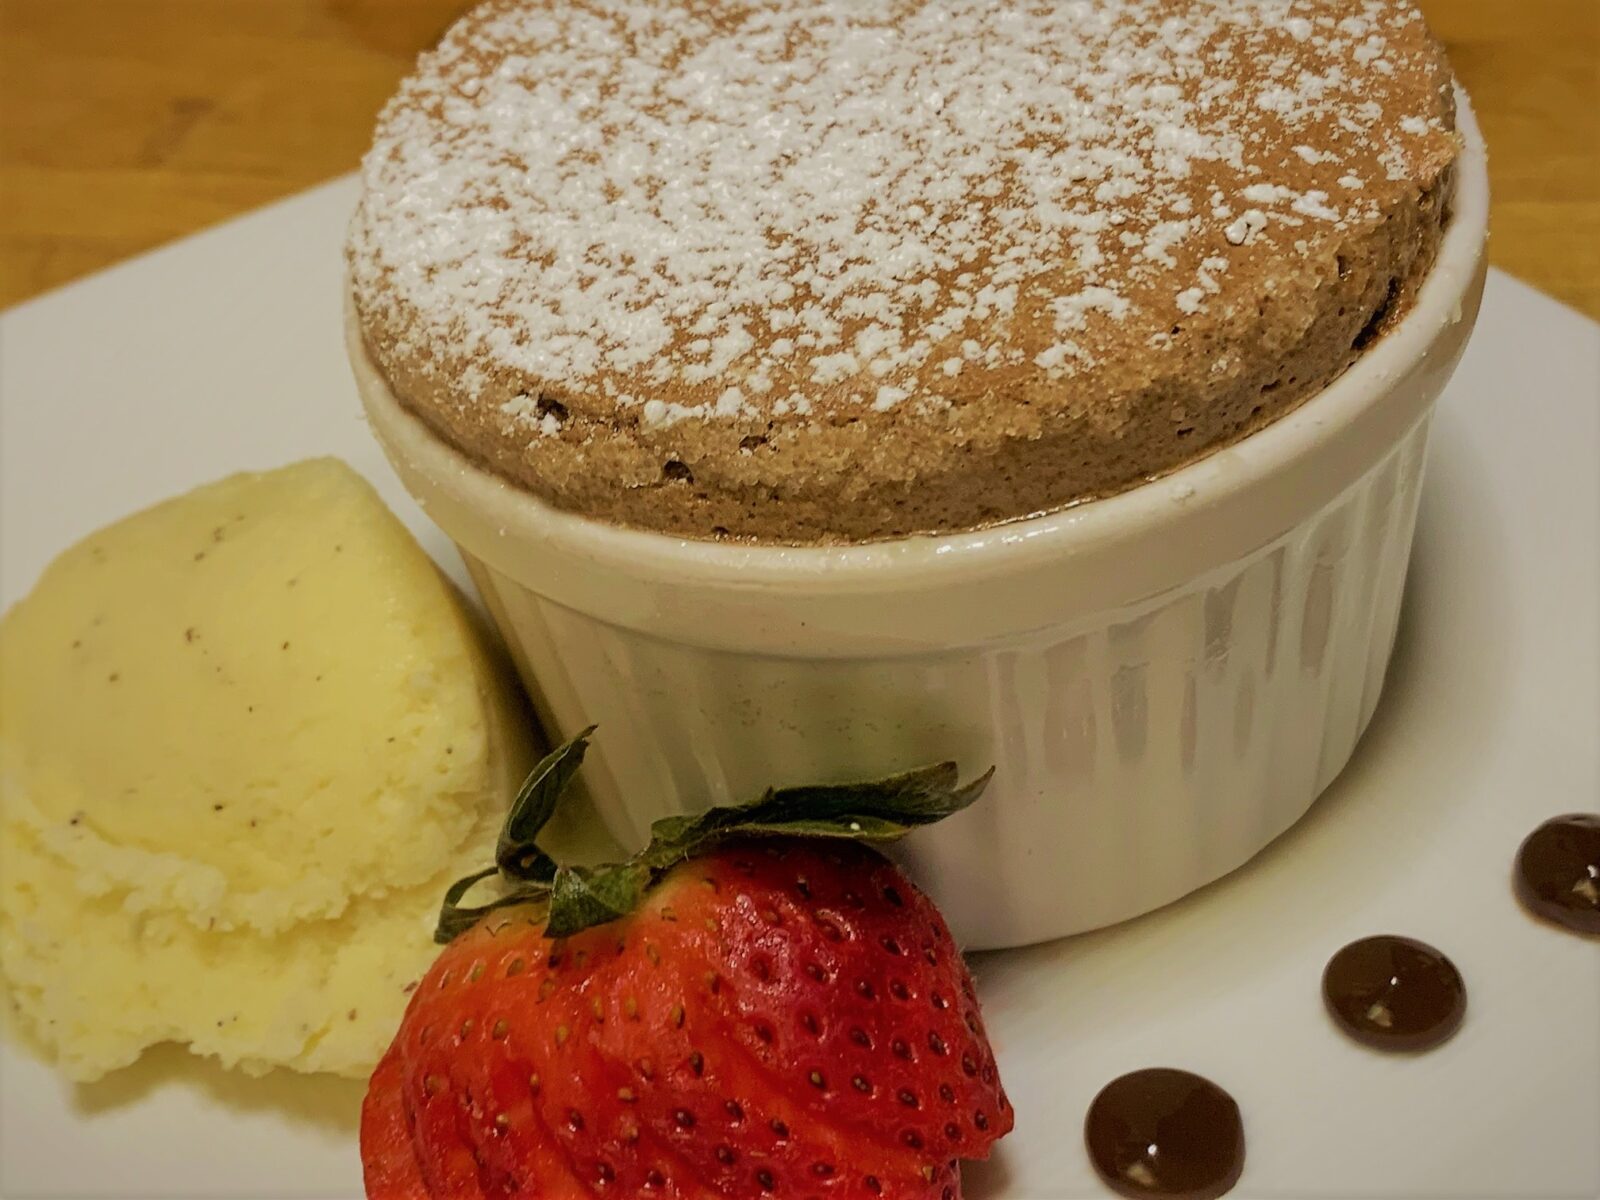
349,0,1459,543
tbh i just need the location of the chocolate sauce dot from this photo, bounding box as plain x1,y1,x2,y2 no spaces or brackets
1084,1068,1244,1200
1322,935,1465,1051
1515,814,1600,935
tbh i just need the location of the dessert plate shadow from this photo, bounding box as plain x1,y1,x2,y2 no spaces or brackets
1,179,1596,1199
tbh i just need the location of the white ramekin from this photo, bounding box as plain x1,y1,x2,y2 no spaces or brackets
349,102,1488,950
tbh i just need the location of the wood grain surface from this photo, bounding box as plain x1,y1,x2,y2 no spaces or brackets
1,0,1595,316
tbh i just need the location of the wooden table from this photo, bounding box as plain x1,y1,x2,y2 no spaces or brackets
2,0,1596,317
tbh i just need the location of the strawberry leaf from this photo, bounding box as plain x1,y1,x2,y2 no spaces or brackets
545,862,652,939
495,727,594,882
637,763,995,872
434,868,551,943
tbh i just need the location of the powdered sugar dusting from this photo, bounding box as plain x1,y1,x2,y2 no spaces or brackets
351,0,1456,432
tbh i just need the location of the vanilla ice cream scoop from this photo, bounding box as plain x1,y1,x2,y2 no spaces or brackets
0,458,532,1080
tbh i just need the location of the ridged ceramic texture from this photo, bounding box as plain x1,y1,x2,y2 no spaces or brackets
463,417,1430,948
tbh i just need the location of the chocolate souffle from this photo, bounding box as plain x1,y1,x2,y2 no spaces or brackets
349,0,1459,544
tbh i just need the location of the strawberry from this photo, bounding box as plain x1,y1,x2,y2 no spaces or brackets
361,732,1010,1198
